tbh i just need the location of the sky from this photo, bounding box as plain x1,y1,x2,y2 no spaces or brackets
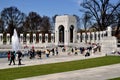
0,0,83,18
0,0,118,18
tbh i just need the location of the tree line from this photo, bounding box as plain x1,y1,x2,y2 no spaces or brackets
0,0,120,38
0,6,53,36
80,0,120,38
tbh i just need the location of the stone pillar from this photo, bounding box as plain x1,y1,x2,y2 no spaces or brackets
102,31,106,38
20,34,23,44
100,31,103,41
82,33,85,43
45,34,48,43
0,33,3,45
91,32,95,43
65,30,68,45
77,33,80,43
87,32,90,43
55,31,59,46
96,32,99,43
51,34,54,43
26,33,30,44
73,30,77,43
33,33,36,44
107,26,112,37
39,34,42,43
7,33,10,45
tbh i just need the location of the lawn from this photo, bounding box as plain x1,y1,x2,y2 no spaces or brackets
109,77,120,80
0,56,120,80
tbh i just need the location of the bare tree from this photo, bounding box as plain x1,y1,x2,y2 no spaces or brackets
115,7,120,37
73,15,81,30
0,18,4,32
80,0,120,31
82,12,92,31
82,12,92,43
24,12,42,32
1,6,26,35
51,14,58,32
41,16,51,33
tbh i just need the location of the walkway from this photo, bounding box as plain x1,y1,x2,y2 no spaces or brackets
0,53,120,80
0,52,103,69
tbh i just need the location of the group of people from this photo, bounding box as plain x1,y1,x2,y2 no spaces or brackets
22,47,59,59
65,43,101,57
35,47,59,58
7,44,102,65
8,50,23,65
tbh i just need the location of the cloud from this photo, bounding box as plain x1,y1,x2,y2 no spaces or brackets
77,0,83,5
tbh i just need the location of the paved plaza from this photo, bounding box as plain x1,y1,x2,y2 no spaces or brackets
0,52,120,80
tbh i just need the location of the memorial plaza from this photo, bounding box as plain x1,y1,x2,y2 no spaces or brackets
0,15,120,80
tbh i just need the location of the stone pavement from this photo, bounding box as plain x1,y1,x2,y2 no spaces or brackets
0,53,120,80
0,52,103,69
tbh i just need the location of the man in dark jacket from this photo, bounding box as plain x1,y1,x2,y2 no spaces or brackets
9,51,15,65
17,50,22,65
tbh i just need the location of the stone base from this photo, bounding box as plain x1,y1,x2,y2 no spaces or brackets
101,36,117,54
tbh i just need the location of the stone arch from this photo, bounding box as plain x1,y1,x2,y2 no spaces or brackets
55,15,77,46
70,25,74,43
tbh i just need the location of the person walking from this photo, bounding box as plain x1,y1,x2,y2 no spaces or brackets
9,51,15,65
17,50,23,65
74,47,78,55
7,51,11,61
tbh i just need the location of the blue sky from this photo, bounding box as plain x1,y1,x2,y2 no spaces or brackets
0,0,82,18
0,0,118,18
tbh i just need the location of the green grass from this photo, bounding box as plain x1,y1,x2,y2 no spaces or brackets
109,77,120,80
0,56,120,80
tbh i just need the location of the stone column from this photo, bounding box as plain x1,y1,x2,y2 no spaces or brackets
82,33,85,43
0,33,3,45
45,34,48,43
95,32,99,43
103,31,107,38
91,32,95,43
77,33,80,43
87,32,90,43
26,33,30,44
107,26,112,37
39,34,42,43
55,31,59,46
100,31,103,41
73,30,77,43
51,34,54,43
20,34,23,44
65,30,68,45
7,33,10,45
33,33,36,44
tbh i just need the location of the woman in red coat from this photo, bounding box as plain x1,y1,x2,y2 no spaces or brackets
7,51,11,61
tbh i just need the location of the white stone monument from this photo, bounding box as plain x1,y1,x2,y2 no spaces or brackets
87,32,90,43
26,33,30,44
20,34,23,44
39,34,42,43
7,33,10,44
91,32,95,43
55,15,77,46
77,33,80,43
45,34,48,43
82,33,85,43
0,33,3,45
101,26,117,55
95,32,99,43
51,34,54,43
33,33,36,44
